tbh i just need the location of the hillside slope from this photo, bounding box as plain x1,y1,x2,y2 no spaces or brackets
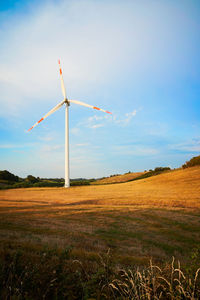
92,171,145,184
1,166,200,209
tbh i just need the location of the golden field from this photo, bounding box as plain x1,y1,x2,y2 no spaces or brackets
91,171,145,184
1,166,200,208
0,166,200,265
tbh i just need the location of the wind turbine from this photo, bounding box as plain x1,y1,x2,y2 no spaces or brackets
28,60,112,188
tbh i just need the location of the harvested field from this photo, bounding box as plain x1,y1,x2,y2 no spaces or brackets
1,166,200,298
91,171,145,184
0,166,200,262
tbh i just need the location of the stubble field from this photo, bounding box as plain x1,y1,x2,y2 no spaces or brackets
0,166,200,298
1,166,200,263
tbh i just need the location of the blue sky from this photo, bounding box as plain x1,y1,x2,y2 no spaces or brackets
0,0,200,179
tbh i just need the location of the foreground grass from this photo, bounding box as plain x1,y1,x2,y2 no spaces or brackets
1,206,200,264
0,167,200,298
1,245,200,299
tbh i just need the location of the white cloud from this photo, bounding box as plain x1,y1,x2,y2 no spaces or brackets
70,127,80,135
38,134,54,142
70,114,108,131
114,109,138,126
87,115,103,122
113,145,159,156
85,114,107,129
70,109,137,132
169,138,200,153
90,124,104,129
40,144,63,153
124,109,137,123
0,0,138,116
0,143,34,149
0,0,194,117
126,110,137,118
75,143,89,147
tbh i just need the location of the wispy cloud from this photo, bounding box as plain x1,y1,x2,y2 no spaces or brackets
87,115,106,122
169,138,200,153
70,127,80,135
1,0,195,117
38,135,54,142
0,0,145,116
113,109,138,126
0,143,34,149
113,145,159,156
126,110,137,118
40,144,63,153
70,109,138,133
90,124,104,129
86,115,107,129
124,109,137,124
70,114,108,132
75,143,89,147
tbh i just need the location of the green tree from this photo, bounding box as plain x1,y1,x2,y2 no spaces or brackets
0,170,19,182
182,155,200,168
26,175,38,183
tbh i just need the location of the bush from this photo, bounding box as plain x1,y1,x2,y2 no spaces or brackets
0,170,19,182
26,175,39,183
33,181,63,187
70,180,90,186
13,182,32,188
154,167,171,172
182,155,200,169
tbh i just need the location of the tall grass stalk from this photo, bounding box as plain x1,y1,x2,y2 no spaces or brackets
108,257,200,299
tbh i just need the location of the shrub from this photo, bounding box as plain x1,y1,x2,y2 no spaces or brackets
26,175,39,183
33,181,63,187
182,155,200,169
154,167,171,172
70,180,90,186
0,170,19,182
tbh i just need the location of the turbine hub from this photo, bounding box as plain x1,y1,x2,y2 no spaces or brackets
65,98,70,106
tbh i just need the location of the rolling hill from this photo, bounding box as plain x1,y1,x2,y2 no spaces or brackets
1,165,199,209
91,171,145,184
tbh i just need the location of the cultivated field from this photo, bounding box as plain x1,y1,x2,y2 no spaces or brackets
1,166,200,261
0,166,200,298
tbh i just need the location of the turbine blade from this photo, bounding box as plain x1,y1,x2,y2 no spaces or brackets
58,59,66,99
69,100,112,114
28,99,65,132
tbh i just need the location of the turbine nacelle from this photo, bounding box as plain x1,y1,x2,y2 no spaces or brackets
64,99,70,106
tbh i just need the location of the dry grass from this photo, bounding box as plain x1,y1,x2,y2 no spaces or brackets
0,167,200,298
91,171,145,184
1,166,200,209
0,167,200,263
108,257,200,299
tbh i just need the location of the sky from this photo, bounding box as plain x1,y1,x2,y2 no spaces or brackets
0,0,200,179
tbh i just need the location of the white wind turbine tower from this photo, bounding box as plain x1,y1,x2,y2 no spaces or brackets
28,60,112,188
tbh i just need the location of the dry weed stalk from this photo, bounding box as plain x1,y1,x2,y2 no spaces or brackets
109,257,200,299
